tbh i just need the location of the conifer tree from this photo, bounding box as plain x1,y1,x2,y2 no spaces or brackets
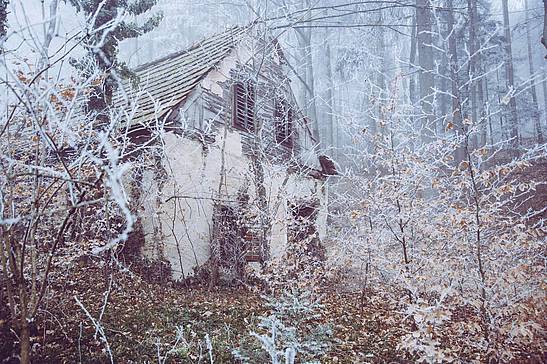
67,0,162,111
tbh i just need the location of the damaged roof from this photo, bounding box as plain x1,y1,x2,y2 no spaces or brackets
112,26,250,126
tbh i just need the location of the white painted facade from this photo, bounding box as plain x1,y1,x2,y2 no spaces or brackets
139,131,327,280
130,29,329,280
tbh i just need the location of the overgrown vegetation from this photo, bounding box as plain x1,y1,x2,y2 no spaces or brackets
1,1,546,363
0,261,430,363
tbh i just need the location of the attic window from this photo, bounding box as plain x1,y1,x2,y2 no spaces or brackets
233,82,256,132
274,99,293,147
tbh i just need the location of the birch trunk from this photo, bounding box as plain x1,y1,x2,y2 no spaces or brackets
438,12,449,135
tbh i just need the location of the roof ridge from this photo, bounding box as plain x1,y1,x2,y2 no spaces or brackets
133,24,250,73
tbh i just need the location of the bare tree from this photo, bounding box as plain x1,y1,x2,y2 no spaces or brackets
0,5,157,362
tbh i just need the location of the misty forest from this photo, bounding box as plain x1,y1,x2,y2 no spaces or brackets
0,0,546,363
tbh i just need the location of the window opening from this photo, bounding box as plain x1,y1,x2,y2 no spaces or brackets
274,98,293,147
233,82,256,132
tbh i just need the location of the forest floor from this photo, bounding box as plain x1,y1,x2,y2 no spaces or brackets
1,261,408,363
1,261,545,363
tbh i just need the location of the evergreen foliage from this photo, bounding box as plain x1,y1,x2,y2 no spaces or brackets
66,0,162,110
233,290,332,363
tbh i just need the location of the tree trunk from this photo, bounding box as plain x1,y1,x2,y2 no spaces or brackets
305,31,319,145
409,14,417,105
525,0,544,144
295,0,319,148
477,74,487,147
542,0,547,54
496,68,506,142
19,317,31,364
438,13,449,135
375,9,386,137
296,25,320,148
467,0,478,148
251,155,271,263
416,0,435,139
324,32,335,149
467,0,487,147
542,69,547,127
501,0,519,148
38,0,59,71
484,76,494,145
447,0,465,162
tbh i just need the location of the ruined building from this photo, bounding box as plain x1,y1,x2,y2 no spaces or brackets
115,25,335,280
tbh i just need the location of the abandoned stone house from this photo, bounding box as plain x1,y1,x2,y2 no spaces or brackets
115,25,335,280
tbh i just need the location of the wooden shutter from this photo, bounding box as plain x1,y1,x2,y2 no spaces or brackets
274,99,293,147
233,82,255,132
286,108,293,146
246,82,255,132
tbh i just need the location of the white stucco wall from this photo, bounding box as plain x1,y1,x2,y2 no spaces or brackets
139,129,326,280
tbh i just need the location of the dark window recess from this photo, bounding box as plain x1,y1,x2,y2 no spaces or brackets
274,99,293,147
233,82,256,132
287,200,325,260
240,222,262,262
288,200,318,242
213,205,239,264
